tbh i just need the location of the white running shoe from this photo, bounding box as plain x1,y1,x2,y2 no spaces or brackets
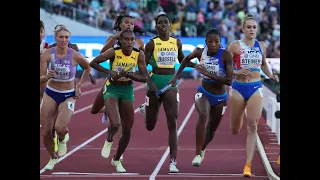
44,157,58,170
111,158,126,173
58,133,69,156
101,140,113,158
192,155,202,167
169,159,179,173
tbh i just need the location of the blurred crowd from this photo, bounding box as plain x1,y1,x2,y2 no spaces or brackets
41,0,280,58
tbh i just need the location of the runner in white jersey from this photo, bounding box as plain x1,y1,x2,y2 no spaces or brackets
227,13,279,177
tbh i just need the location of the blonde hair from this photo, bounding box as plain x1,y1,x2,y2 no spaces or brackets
242,13,256,27
54,24,71,36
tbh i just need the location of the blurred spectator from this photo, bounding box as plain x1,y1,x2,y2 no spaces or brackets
41,0,280,58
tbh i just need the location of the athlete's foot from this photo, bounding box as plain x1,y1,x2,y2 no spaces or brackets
101,113,108,124
58,133,69,156
111,157,126,173
243,164,252,177
53,132,58,153
192,155,202,167
169,159,179,173
101,140,113,158
44,157,58,170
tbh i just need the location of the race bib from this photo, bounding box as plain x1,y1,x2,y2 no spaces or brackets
55,65,70,80
67,101,75,112
194,92,203,101
240,54,262,68
202,63,219,79
157,51,177,67
114,65,136,81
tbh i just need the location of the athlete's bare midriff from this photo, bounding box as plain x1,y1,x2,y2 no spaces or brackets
234,72,261,82
48,80,75,91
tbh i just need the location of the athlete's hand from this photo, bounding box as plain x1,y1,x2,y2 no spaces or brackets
74,83,82,99
118,69,128,77
235,68,251,76
110,71,122,80
45,70,57,80
113,31,122,39
168,75,178,87
195,65,210,77
270,74,279,82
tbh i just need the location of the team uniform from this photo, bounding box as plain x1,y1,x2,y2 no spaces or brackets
45,47,77,157
192,47,228,166
147,36,179,91
139,36,180,173
102,46,140,101
195,47,228,105
230,40,263,99
100,46,140,165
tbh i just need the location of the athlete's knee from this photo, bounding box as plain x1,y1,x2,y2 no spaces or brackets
42,128,53,139
55,124,68,135
198,112,209,124
146,122,156,131
247,120,258,133
90,108,99,114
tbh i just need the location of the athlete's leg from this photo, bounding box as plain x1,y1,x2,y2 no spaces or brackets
194,92,211,156
202,102,227,150
191,91,210,167
54,97,76,156
162,88,179,173
243,89,263,177
114,100,134,160
91,83,107,114
145,90,162,131
40,92,58,170
105,97,121,142
229,88,246,135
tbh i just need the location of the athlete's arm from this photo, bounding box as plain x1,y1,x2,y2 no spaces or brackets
73,52,91,85
144,40,155,84
177,39,195,67
100,34,119,54
136,38,145,52
227,41,240,75
40,49,56,84
259,41,273,78
175,47,203,78
90,48,116,75
200,50,233,86
127,51,147,83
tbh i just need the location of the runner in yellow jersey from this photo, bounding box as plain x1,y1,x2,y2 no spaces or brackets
90,29,148,173
138,14,195,173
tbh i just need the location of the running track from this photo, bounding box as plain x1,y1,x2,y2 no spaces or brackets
40,79,280,179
